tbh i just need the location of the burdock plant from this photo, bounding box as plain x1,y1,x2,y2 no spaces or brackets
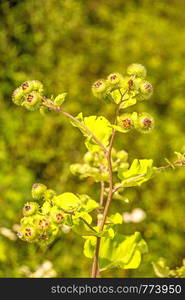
12,63,185,277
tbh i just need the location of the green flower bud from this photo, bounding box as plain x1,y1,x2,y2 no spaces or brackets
18,226,37,241
37,217,49,230
127,63,147,78
136,113,154,133
84,152,93,163
31,183,47,200
41,201,52,215
116,150,128,162
120,76,134,91
132,77,143,90
23,202,39,216
119,162,129,170
119,113,134,131
12,87,25,105
39,223,59,244
39,233,48,241
43,189,56,202
89,166,99,176
107,73,123,86
32,80,43,93
140,81,153,99
21,80,43,94
50,207,64,224
92,79,107,98
21,81,30,91
22,91,42,111
54,213,64,224
93,151,105,166
70,164,82,174
21,81,33,94
20,215,36,226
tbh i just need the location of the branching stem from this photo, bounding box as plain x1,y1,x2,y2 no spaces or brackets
61,209,97,233
91,90,128,278
41,91,183,279
113,162,185,194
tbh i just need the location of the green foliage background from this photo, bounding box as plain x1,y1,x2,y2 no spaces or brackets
0,0,185,277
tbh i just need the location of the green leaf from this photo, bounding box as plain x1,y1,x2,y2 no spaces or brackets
110,89,122,104
64,214,73,227
83,232,148,271
41,201,51,215
75,212,92,224
120,98,137,109
83,237,96,258
81,224,115,238
84,116,112,150
107,213,123,224
94,227,115,238
53,92,67,106
70,112,86,134
99,232,148,271
78,194,99,212
118,159,153,187
54,192,81,211
71,113,112,151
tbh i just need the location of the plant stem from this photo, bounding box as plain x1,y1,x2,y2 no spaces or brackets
91,151,114,278
91,237,101,278
91,92,127,278
79,217,97,233
91,181,105,278
156,162,185,170
99,151,114,231
91,129,115,278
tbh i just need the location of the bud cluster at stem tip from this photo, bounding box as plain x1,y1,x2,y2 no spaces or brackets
12,80,43,111
91,63,153,104
17,183,65,246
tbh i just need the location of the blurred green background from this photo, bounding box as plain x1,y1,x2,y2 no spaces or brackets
0,0,185,277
